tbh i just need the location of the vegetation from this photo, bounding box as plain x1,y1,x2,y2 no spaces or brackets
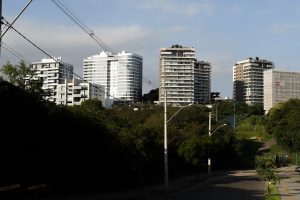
0,79,266,197
265,183,280,200
265,99,300,152
255,154,278,195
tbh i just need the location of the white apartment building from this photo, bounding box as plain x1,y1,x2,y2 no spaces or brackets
83,51,143,102
264,69,300,113
159,44,211,106
233,57,274,105
30,57,73,102
56,78,105,106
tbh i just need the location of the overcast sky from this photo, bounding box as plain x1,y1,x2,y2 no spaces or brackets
2,0,300,97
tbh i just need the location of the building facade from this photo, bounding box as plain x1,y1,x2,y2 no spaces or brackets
264,69,300,113
83,51,143,102
30,57,73,102
56,78,105,106
233,57,274,105
159,44,211,106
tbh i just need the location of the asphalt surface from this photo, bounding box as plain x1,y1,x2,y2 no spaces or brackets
17,170,265,200
145,170,265,200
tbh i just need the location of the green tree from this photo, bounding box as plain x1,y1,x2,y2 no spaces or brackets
255,154,278,194
1,60,49,99
0,61,18,84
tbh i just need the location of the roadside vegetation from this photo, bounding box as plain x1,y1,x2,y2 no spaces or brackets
265,183,280,200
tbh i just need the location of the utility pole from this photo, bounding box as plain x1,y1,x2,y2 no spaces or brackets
0,0,2,54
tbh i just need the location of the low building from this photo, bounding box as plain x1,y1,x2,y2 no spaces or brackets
29,57,73,103
56,78,105,106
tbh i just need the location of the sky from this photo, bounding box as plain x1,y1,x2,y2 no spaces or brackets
1,0,300,97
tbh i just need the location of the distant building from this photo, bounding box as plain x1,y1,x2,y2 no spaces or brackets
233,57,274,105
159,44,211,106
264,69,300,113
83,51,143,102
29,57,73,102
56,78,105,106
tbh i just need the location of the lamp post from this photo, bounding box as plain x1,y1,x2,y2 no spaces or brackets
207,104,227,176
164,89,192,188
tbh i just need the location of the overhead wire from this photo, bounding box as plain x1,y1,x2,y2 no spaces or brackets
2,17,126,103
0,0,33,40
1,41,31,64
52,0,156,97
51,0,113,53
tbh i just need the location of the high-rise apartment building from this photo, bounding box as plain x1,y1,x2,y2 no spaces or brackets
30,57,73,102
264,69,300,113
233,57,274,105
159,44,211,106
56,78,105,106
83,51,143,102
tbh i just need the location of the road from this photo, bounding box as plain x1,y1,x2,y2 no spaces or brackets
145,170,265,200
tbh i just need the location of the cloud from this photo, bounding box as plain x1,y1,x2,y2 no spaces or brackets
271,23,299,33
1,20,165,93
134,0,214,16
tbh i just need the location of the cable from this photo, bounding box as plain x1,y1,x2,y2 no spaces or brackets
1,41,31,64
2,17,127,103
51,0,113,53
0,0,33,39
51,0,155,92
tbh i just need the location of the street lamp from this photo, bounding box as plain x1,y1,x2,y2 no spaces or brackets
207,104,227,176
164,90,192,188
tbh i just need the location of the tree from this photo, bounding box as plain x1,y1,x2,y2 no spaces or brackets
0,61,18,84
255,154,278,195
142,88,159,103
1,60,49,99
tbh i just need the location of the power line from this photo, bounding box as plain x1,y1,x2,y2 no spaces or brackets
0,0,33,40
1,41,31,64
2,17,127,103
51,0,155,92
51,0,113,53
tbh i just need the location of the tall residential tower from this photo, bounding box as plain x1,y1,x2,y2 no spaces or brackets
159,45,211,106
83,51,143,102
233,57,274,105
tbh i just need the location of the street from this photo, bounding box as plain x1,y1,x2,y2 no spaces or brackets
145,170,265,200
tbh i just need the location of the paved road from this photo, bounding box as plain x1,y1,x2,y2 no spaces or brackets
145,170,265,200
277,165,300,200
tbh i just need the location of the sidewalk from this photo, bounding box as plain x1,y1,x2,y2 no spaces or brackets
277,165,300,200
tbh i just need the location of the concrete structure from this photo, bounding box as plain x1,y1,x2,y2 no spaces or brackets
159,44,211,106
83,51,143,102
30,57,73,102
233,57,274,105
56,78,105,106
194,60,211,104
264,69,300,113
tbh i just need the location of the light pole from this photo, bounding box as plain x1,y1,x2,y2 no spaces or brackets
164,89,192,188
207,104,227,176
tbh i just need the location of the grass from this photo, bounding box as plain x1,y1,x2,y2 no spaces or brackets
235,116,273,142
265,183,280,200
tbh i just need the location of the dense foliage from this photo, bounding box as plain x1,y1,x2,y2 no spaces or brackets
0,77,263,197
265,99,300,151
